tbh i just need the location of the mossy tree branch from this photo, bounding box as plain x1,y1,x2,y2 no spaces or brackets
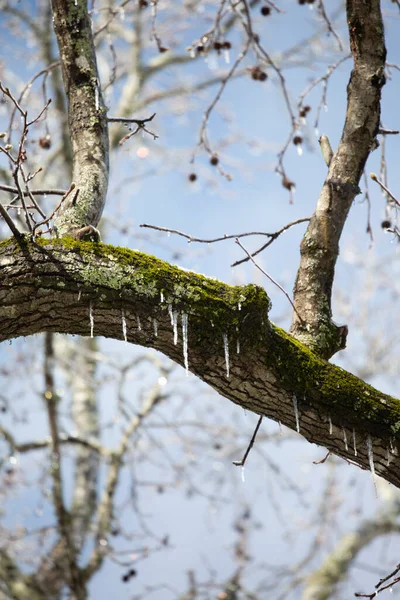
1,236,400,487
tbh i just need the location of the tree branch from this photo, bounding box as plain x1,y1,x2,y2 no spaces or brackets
290,0,386,359
1,236,400,489
51,0,109,237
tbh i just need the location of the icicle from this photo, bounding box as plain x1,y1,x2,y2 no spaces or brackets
390,437,397,455
278,421,283,435
366,435,378,496
236,339,240,354
352,429,357,457
168,304,173,325
122,309,127,342
292,394,300,432
297,145,303,157
238,302,242,311
387,446,392,467
77,290,81,301
172,310,178,345
153,318,158,337
160,291,164,303
182,313,189,376
342,427,348,452
224,49,230,64
222,333,230,378
211,321,214,327
241,466,245,483
314,127,319,138
136,315,141,331
328,416,333,435
94,86,99,111
89,302,94,338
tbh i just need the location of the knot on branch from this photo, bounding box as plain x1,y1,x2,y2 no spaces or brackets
291,319,348,360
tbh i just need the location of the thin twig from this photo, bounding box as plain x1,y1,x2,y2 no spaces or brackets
140,218,310,246
108,112,156,124
232,416,263,467
361,171,374,244
0,184,67,196
114,113,158,145
370,173,400,208
231,218,310,267
378,128,399,135
235,237,305,323
32,183,76,237
318,0,343,51
0,203,22,238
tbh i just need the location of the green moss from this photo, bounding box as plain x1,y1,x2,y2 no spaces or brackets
29,236,271,345
266,323,400,435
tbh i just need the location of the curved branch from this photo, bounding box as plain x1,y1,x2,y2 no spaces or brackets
291,0,386,359
1,236,400,489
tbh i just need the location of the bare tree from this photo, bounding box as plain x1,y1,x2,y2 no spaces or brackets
1,0,400,598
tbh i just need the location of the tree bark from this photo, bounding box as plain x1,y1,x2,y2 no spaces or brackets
1,235,400,488
291,0,386,359
51,0,109,237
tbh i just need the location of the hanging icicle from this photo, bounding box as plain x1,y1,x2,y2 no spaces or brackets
89,302,94,338
182,313,189,376
122,309,127,342
292,394,300,433
352,429,357,457
172,310,178,345
366,435,378,496
222,333,230,378
342,427,348,452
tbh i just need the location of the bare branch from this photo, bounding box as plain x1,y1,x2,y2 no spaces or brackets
232,416,263,467
290,0,386,359
235,238,305,323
